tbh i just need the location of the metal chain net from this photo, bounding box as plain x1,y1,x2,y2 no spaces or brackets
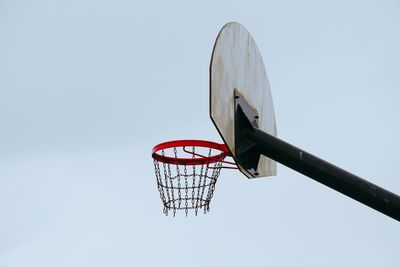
153,146,223,216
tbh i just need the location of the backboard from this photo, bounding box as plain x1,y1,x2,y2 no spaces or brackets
209,22,277,178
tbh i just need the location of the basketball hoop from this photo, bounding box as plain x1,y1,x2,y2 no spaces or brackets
148,22,400,221
152,140,236,216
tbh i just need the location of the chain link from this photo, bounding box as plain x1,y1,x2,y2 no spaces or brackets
174,147,182,212
191,146,196,209
154,159,167,214
195,148,206,215
184,164,188,216
160,150,171,215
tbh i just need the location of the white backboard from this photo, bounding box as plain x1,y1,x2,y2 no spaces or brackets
209,22,277,178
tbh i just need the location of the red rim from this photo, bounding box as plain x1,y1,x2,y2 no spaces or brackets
152,140,229,165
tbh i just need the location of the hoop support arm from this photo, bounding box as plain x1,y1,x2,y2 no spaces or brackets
234,93,400,221
243,127,400,222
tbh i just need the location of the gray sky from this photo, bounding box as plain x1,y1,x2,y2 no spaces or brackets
1,0,399,266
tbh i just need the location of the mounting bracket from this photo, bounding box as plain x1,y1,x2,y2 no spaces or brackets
234,90,261,177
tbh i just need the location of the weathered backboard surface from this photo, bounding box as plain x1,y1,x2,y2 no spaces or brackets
209,22,277,178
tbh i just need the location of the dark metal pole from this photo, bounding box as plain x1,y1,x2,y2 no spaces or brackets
244,128,400,222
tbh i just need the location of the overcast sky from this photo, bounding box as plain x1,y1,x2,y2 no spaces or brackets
1,0,399,266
